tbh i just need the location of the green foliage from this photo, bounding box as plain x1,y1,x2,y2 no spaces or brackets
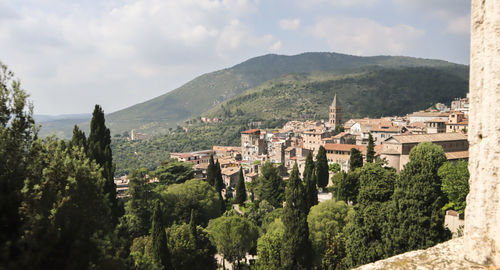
124,168,155,237
207,215,259,267
256,219,285,270
261,208,285,233
245,200,275,228
303,152,318,211
388,142,451,257
206,155,216,187
235,168,247,205
438,161,469,215
349,148,363,171
307,200,350,268
344,163,396,268
70,125,87,152
316,146,329,189
281,163,312,270
166,223,217,270
130,236,156,270
0,61,36,264
336,170,360,204
154,160,194,185
19,138,117,269
215,160,224,193
256,162,285,208
151,202,171,270
329,163,341,173
366,134,375,163
88,104,119,222
159,179,222,226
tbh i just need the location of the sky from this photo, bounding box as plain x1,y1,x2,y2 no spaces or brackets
0,0,471,115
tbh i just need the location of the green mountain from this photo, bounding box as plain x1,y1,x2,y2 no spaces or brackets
104,52,466,135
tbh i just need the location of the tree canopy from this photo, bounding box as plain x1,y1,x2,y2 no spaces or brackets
438,160,469,215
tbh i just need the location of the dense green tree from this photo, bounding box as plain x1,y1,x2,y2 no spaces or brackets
0,62,36,264
124,168,154,237
388,142,451,257
336,170,360,204
349,148,363,171
19,138,118,269
245,200,275,228
334,125,345,134
366,134,375,163
328,163,341,174
303,151,318,211
159,179,222,226
315,146,329,190
70,125,87,152
256,219,285,270
235,167,247,205
215,159,224,193
207,215,259,268
151,201,171,270
166,222,217,270
154,160,194,185
206,155,216,187
87,104,119,221
256,162,285,208
281,163,312,270
130,236,156,269
344,162,396,268
307,200,350,268
438,160,469,215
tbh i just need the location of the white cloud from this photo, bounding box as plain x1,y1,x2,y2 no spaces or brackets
269,41,282,52
446,15,470,35
298,0,378,8
310,16,425,55
0,0,278,114
279,18,301,31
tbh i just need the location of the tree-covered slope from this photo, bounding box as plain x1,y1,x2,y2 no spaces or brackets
104,52,467,134
205,66,469,121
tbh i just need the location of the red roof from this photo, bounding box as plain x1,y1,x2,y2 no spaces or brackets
241,129,260,134
324,144,367,153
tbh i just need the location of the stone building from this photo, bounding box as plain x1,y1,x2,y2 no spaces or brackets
241,129,266,162
324,143,367,172
446,111,468,133
380,133,468,172
329,94,342,127
425,119,447,134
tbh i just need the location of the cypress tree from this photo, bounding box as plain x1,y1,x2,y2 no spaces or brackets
215,160,224,192
349,148,363,171
234,168,247,205
206,155,216,187
281,163,312,269
152,201,171,270
388,142,451,256
87,105,119,221
258,162,285,208
366,133,375,163
70,125,87,152
315,146,329,190
303,152,318,211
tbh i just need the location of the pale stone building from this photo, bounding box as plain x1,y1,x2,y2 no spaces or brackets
241,129,267,162
329,93,342,127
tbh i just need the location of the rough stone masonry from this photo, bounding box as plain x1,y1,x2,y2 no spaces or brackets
464,0,500,266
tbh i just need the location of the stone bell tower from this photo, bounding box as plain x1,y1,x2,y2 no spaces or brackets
329,94,342,127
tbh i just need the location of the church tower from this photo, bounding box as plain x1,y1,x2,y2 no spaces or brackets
329,94,342,127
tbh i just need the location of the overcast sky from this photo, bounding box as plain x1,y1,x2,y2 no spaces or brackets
0,0,471,115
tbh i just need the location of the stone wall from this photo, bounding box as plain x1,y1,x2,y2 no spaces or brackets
464,0,500,266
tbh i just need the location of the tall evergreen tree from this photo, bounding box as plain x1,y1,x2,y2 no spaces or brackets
315,146,329,190
349,148,363,171
206,155,216,187
235,168,247,205
303,152,318,211
87,105,119,221
0,62,36,264
151,201,171,270
366,133,375,163
124,168,152,237
387,142,451,256
215,159,224,192
70,125,87,152
281,164,312,269
257,162,285,208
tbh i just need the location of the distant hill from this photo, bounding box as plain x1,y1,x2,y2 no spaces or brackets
104,52,467,135
204,66,469,121
37,114,91,138
39,52,468,138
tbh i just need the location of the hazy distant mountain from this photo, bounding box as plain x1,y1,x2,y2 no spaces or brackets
36,114,91,138
39,52,468,138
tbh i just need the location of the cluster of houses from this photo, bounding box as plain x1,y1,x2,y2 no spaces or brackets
117,94,470,193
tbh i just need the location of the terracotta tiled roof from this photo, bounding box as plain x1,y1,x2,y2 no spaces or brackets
324,144,367,153
388,133,467,144
370,125,400,133
445,151,469,160
221,167,240,176
241,129,260,134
